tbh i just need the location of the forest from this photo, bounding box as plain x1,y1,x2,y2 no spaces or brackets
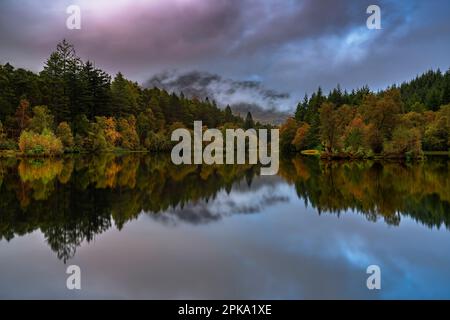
1,40,449,159
0,40,260,157
281,69,450,159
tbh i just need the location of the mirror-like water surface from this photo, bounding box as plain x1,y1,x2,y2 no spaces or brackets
0,155,449,299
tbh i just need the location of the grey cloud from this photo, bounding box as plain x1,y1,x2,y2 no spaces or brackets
0,0,449,112
145,70,292,121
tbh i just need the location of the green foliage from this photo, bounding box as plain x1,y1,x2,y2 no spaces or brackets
244,112,255,129
0,121,16,150
423,117,449,151
400,69,450,111
144,131,172,151
287,73,450,157
136,109,157,143
279,118,298,153
117,116,140,150
384,126,423,158
29,105,54,133
2,40,448,159
56,122,74,151
111,72,140,116
0,40,257,155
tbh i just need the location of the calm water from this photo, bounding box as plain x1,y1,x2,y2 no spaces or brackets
0,154,449,299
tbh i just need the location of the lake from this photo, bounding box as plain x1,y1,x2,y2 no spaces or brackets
0,154,449,299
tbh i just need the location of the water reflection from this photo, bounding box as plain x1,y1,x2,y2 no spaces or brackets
0,154,449,264
280,157,450,229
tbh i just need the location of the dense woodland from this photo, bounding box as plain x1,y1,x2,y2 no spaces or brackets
0,40,259,156
1,40,449,158
281,69,450,158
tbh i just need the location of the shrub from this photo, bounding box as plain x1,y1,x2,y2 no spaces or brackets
18,129,63,156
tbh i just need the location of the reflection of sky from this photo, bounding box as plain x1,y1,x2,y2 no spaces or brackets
1,176,450,299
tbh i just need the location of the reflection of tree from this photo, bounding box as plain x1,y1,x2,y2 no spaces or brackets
279,156,450,228
1,154,449,262
0,154,257,262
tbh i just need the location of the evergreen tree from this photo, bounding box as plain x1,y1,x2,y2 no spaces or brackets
244,112,255,129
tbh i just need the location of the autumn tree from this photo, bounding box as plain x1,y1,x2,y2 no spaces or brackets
292,123,310,151
319,103,352,153
343,116,370,152
56,122,74,151
96,116,120,148
29,106,54,134
136,109,157,146
279,118,298,153
384,126,423,158
117,116,140,150
15,99,31,133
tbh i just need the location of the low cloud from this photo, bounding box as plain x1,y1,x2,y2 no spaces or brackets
146,70,292,123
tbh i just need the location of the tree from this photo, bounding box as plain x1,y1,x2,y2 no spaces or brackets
224,105,234,123
136,109,156,145
295,95,308,122
15,98,31,133
343,116,370,152
319,103,350,153
18,129,63,156
423,117,448,151
363,89,402,137
0,121,6,148
117,116,139,150
111,72,139,116
292,123,310,151
148,95,165,130
96,116,120,148
29,106,54,134
56,122,74,151
244,112,254,129
280,118,298,153
40,39,81,123
79,61,112,118
384,126,423,158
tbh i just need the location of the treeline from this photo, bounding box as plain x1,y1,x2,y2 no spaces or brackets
281,69,450,158
0,40,261,156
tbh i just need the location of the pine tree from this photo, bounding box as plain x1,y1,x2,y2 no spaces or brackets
244,112,254,129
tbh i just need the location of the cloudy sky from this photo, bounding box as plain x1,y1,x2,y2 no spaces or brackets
1,0,449,112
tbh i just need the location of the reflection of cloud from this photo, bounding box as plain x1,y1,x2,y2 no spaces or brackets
149,176,289,225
